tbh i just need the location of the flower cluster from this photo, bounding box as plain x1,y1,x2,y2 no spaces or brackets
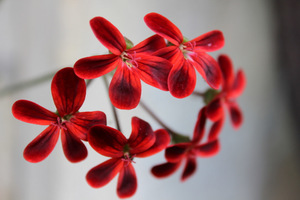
11,12,245,198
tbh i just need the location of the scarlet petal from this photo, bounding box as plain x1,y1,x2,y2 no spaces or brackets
192,107,207,144
74,54,120,79
61,128,87,163
153,46,182,62
134,54,172,91
144,12,183,46
23,125,60,163
194,139,220,157
109,64,141,109
88,125,127,157
206,98,224,121
129,34,166,53
90,17,126,55
168,59,196,98
51,67,86,117
165,143,189,163
190,30,224,52
117,163,137,198
190,52,222,89
181,157,197,181
86,158,123,188
228,102,243,129
151,161,181,178
228,69,246,99
66,111,107,141
128,117,155,155
208,117,224,141
218,54,234,90
137,129,170,158
12,100,57,125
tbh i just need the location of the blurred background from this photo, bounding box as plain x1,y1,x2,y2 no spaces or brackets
0,0,299,199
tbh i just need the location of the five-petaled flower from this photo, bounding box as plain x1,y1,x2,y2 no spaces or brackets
151,107,220,181
74,16,173,110
206,54,246,129
12,67,107,163
86,117,170,198
144,12,224,98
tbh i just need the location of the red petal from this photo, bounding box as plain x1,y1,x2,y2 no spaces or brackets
137,129,170,158
61,128,87,163
151,161,182,178
208,117,224,141
194,139,220,157
117,163,137,198
90,17,126,55
190,52,222,89
23,125,60,163
189,30,224,52
88,125,127,157
12,100,57,125
109,64,141,109
66,111,107,141
206,98,224,121
144,12,183,46
168,58,196,98
153,46,182,62
128,117,156,154
74,54,120,79
51,67,86,117
86,158,123,188
228,102,243,129
129,34,166,53
181,157,197,181
228,69,246,98
134,54,172,91
218,54,234,90
192,107,207,143
165,143,189,163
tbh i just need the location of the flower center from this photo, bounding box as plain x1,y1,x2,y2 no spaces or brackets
120,51,141,68
121,152,136,167
52,117,67,130
179,41,196,59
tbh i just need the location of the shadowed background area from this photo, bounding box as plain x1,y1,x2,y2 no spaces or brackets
0,0,299,199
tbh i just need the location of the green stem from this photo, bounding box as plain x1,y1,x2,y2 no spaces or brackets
0,71,56,98
139,101,190,144
102,75,121,132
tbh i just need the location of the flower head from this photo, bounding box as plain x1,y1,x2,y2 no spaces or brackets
144,12,224,98
74,16,172,109
86,117,170,198
12,67,106,163
151,107,220,181
206,54,246,129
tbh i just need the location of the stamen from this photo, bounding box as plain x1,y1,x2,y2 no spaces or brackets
121,152,136,167
51,117,67,130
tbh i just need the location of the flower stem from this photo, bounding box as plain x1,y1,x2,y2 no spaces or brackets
193,91,205,97
102,75,121,132
0,70,56,98
139,101,190,143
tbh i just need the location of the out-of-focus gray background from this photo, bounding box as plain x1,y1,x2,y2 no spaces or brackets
1,0,299,200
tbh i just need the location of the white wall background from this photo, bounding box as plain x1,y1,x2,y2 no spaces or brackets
0,0,299,200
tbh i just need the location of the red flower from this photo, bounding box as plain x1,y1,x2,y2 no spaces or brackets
74,16,172,110
206,54,246,129
144,12,224,98
86,117,170,198
151,107,220,181
12,67,106,163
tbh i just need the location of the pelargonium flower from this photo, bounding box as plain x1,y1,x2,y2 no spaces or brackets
151,107,220,181
86,117,170,198
12,67,106,163
144,12,224,98
74,16,172,110
206,54,246,129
